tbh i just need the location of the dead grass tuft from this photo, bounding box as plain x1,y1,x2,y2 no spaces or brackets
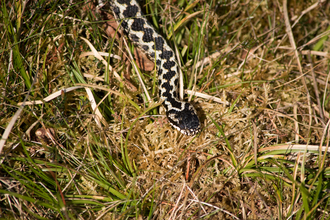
0,0,330,219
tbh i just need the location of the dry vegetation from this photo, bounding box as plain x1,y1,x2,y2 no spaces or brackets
1,0,330,219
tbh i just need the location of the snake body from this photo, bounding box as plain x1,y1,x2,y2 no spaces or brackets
110,0,201,136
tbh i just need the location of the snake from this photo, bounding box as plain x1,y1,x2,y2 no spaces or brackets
110,0,201,136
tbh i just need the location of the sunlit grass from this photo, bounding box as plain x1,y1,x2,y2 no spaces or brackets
1,0,330,219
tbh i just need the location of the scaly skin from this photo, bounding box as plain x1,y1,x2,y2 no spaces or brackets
110,0,201,135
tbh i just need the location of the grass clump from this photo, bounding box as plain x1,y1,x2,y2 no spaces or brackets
1,0,330,219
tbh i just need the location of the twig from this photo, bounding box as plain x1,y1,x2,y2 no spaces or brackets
283,0,312,142
0,71,38,156
185,90,230,105
293,104,299,143
253,121,258,167
291,0,326,22
308,51,324,122
275,0,326,53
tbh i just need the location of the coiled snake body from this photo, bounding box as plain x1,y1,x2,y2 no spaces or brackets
110,0,201,136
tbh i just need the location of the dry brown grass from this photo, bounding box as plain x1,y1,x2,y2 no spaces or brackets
1,0,330,219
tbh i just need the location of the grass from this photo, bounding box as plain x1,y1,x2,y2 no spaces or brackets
1,0,330,219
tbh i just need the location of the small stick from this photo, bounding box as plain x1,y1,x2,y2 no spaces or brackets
283,0,312,140
308,51,324,122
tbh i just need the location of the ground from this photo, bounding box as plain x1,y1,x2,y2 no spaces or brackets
0,0,330,219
